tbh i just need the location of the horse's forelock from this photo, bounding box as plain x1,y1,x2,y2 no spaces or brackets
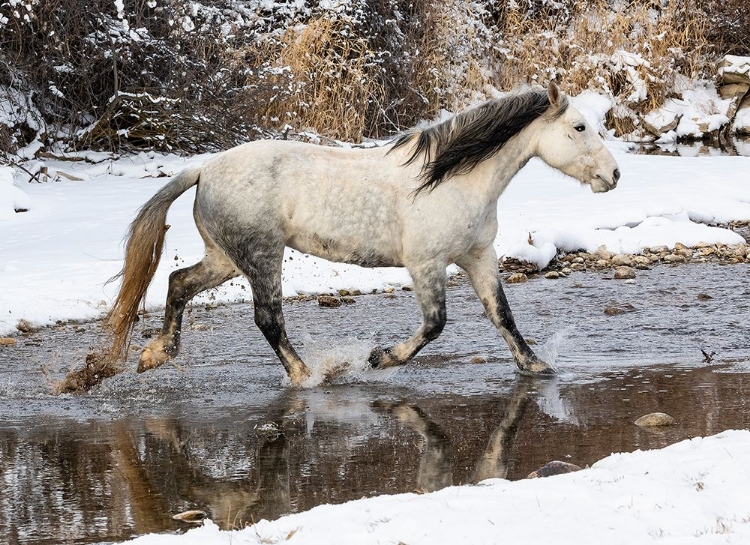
390,90,568,194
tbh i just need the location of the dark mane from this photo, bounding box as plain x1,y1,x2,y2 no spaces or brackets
390,89,568,194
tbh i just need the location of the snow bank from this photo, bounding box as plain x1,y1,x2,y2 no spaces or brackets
121,430,750,545
0,166,31,220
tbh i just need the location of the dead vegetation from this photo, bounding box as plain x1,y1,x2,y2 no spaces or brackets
0,0,748,153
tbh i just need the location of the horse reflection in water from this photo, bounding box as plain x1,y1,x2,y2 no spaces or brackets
104,377,563,529
85,82,619,390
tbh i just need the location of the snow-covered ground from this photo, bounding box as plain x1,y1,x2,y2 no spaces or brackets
2,92,750,544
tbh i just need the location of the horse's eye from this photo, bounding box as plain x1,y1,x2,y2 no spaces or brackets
574,124,586,132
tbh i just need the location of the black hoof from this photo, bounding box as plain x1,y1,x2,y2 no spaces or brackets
368,347,387,368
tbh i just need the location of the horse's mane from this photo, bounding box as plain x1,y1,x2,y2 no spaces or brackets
390,89,569,194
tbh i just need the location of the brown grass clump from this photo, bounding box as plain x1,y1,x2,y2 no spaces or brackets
267,18,385,142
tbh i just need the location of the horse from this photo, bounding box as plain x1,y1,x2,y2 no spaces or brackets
104,82,620,386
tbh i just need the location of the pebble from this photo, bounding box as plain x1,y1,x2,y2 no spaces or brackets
506,272,528,284
611,254,632,266
613,266,636,279
635,412,675,428
604,303,636,315
0,337,17,346
544,271,560,279
318,295,342,308
172,510,208,523
527,461,582,478
470,356,487,364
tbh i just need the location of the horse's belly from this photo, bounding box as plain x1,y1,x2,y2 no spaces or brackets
287,233,401,268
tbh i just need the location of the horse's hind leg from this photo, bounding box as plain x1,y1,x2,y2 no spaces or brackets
232,246,311,386
457,247,553,374
369,261,447,368
139,246,239,372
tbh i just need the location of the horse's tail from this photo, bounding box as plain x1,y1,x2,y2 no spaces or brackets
104,167,201,364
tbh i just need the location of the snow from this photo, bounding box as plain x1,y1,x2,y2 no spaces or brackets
644,86,733,140
121,430,750,544
1,92,750,335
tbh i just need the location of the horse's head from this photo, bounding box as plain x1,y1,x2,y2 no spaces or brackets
535,83,620,193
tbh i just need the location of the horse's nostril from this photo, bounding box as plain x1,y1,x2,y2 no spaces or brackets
613,168,621,183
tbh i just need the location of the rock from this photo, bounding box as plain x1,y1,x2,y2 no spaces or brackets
635,412,675,428
544,271,560,279
190,323,210,331
642,111,680,137
604,303,636,315
718,55,750,86
595,245,613,260
16,319,37,334
663,253,685,263
0,337,17,346
502,257,539,273
401,285,413,291
341,296,356,305
318,295,342,308
172,510,208,523
697,293,713,300
595,259,610,268
611,254,632,267
738,96,750,135
719,83,750,120
383,286,395,293
613,266,636,280
648,245,669,254
527,461,582,479
470,356,486,364
506,272,528,284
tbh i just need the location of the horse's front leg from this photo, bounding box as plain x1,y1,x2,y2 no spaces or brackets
457,247,554,374
369,261,447,368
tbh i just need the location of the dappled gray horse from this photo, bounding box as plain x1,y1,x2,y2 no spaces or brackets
105,83,619,386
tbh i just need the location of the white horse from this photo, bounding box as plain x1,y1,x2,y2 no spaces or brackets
103,83,619,386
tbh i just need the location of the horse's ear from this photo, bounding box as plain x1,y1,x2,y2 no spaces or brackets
547,81,562,107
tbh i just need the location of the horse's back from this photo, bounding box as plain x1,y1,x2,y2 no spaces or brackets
194,139,409,266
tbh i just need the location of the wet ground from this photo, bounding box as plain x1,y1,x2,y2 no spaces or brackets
1,262,749,544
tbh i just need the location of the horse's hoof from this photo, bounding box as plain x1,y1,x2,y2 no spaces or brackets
368,347,397,369
138,346,172,373
288,364,312,387
517,359,556,377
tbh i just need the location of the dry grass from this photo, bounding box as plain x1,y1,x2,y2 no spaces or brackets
266,17,386,142
490,0,713,136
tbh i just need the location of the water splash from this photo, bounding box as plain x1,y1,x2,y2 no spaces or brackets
534,326,574,371
298,334,400,387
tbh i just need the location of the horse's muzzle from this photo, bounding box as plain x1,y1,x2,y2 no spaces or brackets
590,167,620,193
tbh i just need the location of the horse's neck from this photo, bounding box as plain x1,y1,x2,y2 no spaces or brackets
487,130,536,201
